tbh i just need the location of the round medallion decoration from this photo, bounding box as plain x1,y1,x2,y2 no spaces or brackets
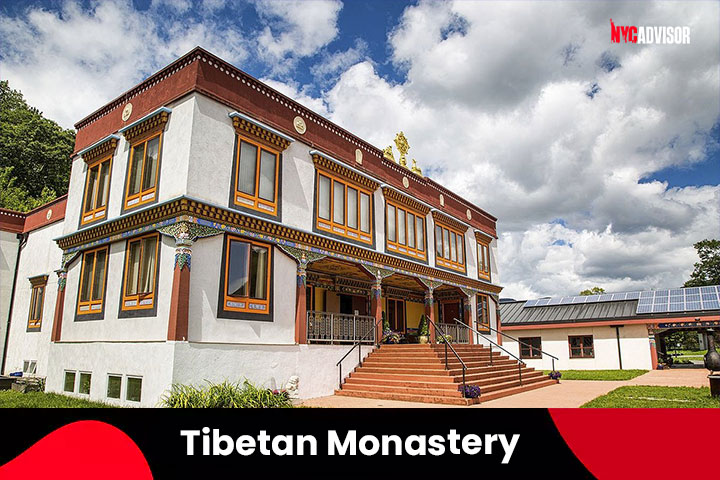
355,148,363,165
466,209,472,220
439,194,445,206
46,209,53,220
402,176,410,188
293,116,306,134
121,103,133,122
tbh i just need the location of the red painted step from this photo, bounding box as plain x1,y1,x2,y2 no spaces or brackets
336,344,558,405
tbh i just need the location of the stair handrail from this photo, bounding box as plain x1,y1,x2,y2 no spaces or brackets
452,318,528,386
335,317,383,389
426,316,467,397
459,319,558,373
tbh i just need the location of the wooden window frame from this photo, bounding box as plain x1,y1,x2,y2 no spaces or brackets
385,200,426,260
76,246,109,316
568,335,595,358
232,134,280,216
476,294,490,333
315,170,373,245
222,235,273,315
519,337,542,359
124,132,162,210
121,233,160,312
27,276,47,331
80,156,113,226
434,223,466,272
477,241,491,281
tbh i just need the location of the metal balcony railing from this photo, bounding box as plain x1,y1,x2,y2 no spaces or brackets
307,311,376,344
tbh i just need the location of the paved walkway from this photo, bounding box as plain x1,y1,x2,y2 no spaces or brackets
299,369,712,408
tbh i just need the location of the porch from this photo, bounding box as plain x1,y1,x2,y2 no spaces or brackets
295,256,476,345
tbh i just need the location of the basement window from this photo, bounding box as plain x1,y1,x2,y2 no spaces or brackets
78,372,92,395
126,376,142,402
63,371,76,392
107,375,122,399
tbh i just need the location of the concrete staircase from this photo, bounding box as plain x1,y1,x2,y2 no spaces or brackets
335,344,558,405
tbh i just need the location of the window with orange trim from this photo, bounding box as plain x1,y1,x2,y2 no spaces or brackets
81,156,112,225
77,246,109,316
27,277,47,331
476,294,490,333
222,236,272,315
233,135,279,215
477,241,491,281
386,201,426,260
434,223,465,272
124,133,161,209
315,171,372,244
121,233,159,311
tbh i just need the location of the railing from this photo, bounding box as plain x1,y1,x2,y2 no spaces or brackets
307,311,376,344
459,319,559,374
438,323,469,344
336,317,383,389
427,316,468,397
452,318,529,386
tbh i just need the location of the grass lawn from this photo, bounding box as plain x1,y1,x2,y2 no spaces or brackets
581,386,720,408
0,390,114,408
543,369,648,381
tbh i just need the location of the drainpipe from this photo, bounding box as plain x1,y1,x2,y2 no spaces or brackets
1,232,27,375
614,325,624,370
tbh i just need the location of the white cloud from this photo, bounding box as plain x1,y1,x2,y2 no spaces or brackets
311,38,369,83
255,0,343,71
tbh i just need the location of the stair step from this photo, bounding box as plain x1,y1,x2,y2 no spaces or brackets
335,389,478,406
340,383,465,397
479,379,559,402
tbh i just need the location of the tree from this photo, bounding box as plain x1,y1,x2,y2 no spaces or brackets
580,286,605,296
0,80,75,211
684,239,720,287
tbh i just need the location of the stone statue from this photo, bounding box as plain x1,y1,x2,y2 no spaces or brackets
285,375,300,398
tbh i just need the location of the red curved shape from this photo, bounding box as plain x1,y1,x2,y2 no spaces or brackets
0,420,152,479
550,409,720,479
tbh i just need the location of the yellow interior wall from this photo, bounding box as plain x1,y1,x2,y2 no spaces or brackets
313,287,325,311
405,301,425,329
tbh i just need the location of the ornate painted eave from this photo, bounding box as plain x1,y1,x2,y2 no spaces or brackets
54,196,502,295
228,111,294,151
119,107,171,144
311,150,380,191
474,229,494,243
381,186,431,215
431,210,469,233
76,134,120,164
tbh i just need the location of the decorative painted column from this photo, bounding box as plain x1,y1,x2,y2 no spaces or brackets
158,221,223,342
50,269,67,342
364,267,394,345
464,294,474,344
425,288,436,343
278,246,326,345
647,325,658,370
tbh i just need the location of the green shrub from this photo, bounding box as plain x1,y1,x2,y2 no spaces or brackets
161,380,293,408
418,314,429,337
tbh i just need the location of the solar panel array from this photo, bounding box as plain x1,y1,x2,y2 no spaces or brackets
524,291,640,308
635,286,720,314
522,285,720,315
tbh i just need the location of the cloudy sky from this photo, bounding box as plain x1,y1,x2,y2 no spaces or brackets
1,0,718,299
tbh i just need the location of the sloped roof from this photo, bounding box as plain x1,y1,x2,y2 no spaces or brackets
500,300,639,326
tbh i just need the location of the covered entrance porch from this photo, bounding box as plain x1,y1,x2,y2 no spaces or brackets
294,256,477,345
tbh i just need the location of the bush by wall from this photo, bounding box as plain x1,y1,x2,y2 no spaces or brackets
161,380,293,408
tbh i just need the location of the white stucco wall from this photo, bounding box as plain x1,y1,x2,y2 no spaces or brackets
172,342,373,399
3,222,64,376
501,323,653,371
188,238,297,344
0,230,20,365
45,341,175,407
59,235,174,342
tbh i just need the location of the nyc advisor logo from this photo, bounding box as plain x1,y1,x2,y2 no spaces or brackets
610,19,690,44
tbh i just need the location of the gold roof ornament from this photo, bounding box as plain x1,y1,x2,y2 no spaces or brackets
411,158,422,175
394,131,409,167
383,145,395,161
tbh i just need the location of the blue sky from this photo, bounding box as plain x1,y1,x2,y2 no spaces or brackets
0,0,718,298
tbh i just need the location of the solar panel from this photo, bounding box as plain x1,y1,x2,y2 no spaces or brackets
520,285,720,313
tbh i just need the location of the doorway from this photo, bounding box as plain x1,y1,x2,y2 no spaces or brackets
387,298,405,332
441,301,462,324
